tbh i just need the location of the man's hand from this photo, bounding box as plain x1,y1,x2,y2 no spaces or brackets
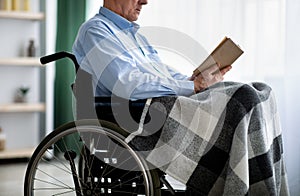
191,63,232,93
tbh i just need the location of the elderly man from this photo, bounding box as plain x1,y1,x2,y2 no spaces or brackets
73,0,231,100
73,0,289,195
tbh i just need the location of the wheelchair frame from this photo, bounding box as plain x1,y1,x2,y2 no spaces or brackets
23,52,187,196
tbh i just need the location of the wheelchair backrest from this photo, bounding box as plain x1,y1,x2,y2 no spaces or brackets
40,52,146,123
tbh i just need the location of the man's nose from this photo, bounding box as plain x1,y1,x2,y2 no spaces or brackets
139,0,148,5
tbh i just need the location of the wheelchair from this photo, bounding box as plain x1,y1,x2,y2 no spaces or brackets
24,52,189,196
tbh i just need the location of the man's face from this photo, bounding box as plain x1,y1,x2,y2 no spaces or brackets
118,0,148,21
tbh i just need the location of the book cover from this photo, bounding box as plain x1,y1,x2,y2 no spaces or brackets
193,37,244,77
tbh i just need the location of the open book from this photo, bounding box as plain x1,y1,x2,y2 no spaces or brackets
192,37,244,77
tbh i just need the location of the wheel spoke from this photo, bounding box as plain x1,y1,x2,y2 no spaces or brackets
24,124,157,195
35,168,74,190
34,178,72,190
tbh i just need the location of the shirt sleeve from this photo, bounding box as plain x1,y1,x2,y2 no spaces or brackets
74,23,195,100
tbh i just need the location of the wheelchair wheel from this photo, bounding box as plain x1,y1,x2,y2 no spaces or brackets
24,119,161,196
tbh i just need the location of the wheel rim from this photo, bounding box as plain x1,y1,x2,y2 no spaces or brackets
25,124,153,195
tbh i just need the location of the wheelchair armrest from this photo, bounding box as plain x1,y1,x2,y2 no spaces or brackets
94,96,146,107
94,96,147,124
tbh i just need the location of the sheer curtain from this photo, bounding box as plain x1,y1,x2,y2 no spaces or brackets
87,0,285,81
86,0,299,194
139,0,286,83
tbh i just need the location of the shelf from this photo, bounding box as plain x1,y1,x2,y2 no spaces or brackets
0,1,47,162
0,11,44,21
0,57,42,66
0,103,45,113
0,147,34,159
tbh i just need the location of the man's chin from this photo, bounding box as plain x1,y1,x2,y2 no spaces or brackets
130,16,139,22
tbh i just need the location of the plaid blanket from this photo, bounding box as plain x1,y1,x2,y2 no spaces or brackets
125,81,290,195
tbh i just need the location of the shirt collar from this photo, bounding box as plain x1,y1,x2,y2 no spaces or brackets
99,7,140,34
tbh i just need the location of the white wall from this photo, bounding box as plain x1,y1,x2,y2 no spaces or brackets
44,0,57,135
86,0,103,20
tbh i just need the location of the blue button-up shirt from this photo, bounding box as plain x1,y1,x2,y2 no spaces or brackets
73,7,194,100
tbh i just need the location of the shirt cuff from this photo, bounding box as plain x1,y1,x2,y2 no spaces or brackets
177,80,195,96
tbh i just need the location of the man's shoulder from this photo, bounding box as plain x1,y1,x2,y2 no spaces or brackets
81,14,106,28
79,14,117,36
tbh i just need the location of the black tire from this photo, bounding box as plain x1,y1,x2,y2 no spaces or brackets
24,119,161,196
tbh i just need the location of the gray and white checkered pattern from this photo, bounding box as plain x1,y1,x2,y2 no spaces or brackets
127,81,289,195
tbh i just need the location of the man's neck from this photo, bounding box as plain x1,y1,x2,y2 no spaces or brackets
103,1,123,18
